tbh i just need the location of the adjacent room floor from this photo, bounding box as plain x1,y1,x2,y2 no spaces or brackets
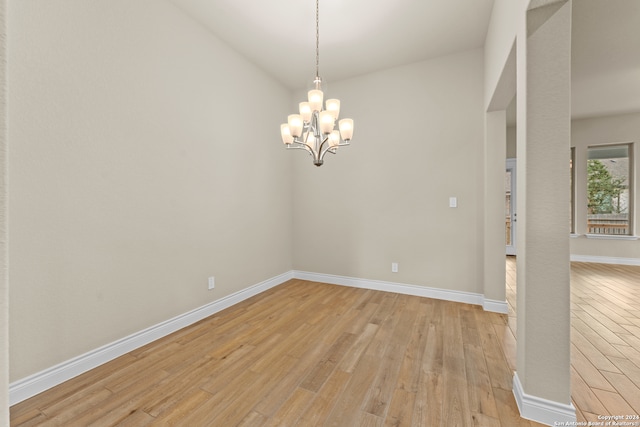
506,256,640,423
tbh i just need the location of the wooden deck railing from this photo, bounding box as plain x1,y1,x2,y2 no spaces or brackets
587,215,629,235
505,216,629,236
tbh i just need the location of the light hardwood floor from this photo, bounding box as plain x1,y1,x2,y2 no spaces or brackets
506,257,640,423
11,278,544,426
11,259,639,426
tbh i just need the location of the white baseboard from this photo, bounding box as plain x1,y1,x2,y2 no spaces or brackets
570,255,640,266
9,271,294,406
293,271,508,314
483,299,510,314
513,373,576,426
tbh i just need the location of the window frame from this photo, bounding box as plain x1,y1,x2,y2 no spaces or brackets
585,142,634,237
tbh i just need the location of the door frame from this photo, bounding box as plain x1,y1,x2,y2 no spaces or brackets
506,158,517,255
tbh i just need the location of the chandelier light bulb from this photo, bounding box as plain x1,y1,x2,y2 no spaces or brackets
308,90,324,112
280,124,293,144
299,102,312,122
326,99,340,120
287,114,303,138
339,118,354,141
319,111,335,134
329,131,340,148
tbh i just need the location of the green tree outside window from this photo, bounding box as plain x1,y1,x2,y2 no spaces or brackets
587,159,626,214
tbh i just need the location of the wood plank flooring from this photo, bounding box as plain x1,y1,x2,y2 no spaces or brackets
11,278,545,426
506,257,640,423
11,259,639,426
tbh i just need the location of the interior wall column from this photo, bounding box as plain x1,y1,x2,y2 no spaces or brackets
514,0,575,424
484,110,507,311
0,0,9,423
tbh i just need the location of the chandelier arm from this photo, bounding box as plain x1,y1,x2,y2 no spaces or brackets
290,144,319,162
318,135,328,151
318,137,336,161
288,140,311,151
288,137,323,163
293,142,311,150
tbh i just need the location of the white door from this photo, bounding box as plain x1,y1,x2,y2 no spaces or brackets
506,159,517,255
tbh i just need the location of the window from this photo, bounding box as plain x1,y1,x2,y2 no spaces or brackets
587,144,632,235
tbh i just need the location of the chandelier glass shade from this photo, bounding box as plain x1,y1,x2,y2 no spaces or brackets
279,0,355,167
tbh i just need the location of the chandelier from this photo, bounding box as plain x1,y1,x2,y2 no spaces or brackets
279,0,355,167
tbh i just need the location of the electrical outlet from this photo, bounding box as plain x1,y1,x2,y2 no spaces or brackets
208,276,215,290
392,262,398,273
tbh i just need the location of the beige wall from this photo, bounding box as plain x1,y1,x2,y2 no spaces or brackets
484,0,527,110
571,112,640,259
292,49,485,294
1,0,8,422
507,125,517,158
8,0,293,380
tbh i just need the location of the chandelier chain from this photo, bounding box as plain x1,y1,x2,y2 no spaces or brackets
315,0,320,78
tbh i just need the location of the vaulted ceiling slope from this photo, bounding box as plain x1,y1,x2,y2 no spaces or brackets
171,0,640,119
170,0,495,90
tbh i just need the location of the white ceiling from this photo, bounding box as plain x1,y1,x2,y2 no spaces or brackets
171,0,640,119
170,0,495,90
571,0,640,119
